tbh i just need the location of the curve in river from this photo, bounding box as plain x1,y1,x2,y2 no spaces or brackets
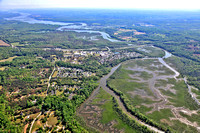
98,64,164,133
6,12,199,130
96,50,199,132
5,12,119,42
159,51,200,106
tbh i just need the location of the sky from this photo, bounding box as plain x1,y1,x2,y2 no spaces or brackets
0,0,200,10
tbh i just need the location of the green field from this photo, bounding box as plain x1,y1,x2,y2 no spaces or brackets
88,88,140,133
107,59,199,132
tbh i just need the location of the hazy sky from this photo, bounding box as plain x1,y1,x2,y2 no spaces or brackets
0,0,200,10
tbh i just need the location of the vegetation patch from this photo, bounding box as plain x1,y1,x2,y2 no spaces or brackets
47,113,58,126
52,70,58,78
0,40,10,47
0,67,5,71
107,58,199,132
0,56,18,63
79,88,143,133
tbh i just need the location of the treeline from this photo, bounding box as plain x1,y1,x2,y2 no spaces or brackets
107,83,172,132
54,75,99,86
105,56,143,67
0,18,126,49
0,47,63,60
0,56,52,68
0,56,52,87
112,97,153,133
0,47,20,60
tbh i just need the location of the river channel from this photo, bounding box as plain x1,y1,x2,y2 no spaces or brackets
94,51,174,133
6,12,200,132
5,12,119,42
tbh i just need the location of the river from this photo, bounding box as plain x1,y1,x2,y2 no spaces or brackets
94,51,175,133
5,12,119,42
6,12,200,131
96,50,199,132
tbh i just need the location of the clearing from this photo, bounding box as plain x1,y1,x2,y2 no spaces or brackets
0,40,10,47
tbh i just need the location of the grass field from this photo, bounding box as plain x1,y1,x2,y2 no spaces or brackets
96,88,139,133
156,78,198,110
107,58,199,132
142,46,165,57
80,88,140,133
136,46,165,57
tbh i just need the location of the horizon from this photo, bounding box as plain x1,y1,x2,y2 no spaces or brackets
1,0,200,11
2,7,200,13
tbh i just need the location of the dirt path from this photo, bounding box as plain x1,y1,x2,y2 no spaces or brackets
24,123,29,133
46,65,56,96
29,112,42,133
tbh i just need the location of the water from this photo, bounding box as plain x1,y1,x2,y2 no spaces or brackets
62,30,119,42
163,50,172,59
5,12,119,42
5,12,74,25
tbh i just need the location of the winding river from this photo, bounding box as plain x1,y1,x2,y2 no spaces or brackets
95,50,199,132
5,12,119,42
94,51,174,133
98,63,165,133
6,12,200,132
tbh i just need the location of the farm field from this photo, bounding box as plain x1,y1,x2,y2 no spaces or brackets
108,58,200,132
